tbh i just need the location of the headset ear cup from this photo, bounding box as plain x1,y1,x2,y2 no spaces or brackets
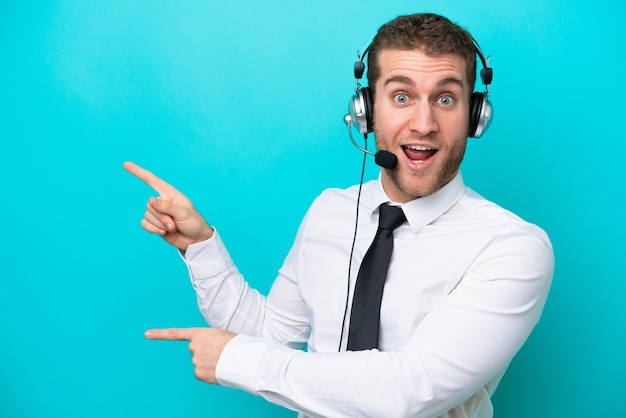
348,89,368,134
348,87,374,135
469,92,483,138
361,87,374,134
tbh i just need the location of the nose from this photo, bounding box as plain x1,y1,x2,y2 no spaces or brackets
408,101,438,136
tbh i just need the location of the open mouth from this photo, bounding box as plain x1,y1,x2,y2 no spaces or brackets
402,145,437,162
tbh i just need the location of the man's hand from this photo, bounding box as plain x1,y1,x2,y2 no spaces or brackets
145,327,237,384
124,161,214,251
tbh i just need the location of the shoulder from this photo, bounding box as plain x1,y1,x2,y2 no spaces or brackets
296,180,378,235
446,187,552,250
308,180,377,214
432,188,555,288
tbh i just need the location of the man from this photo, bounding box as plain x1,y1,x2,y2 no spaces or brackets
125,13,553,418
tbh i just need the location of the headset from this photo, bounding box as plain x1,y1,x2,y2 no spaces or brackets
345,37,493,140
338,36,495,351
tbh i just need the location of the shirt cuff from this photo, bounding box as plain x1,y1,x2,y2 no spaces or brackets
215,334,268,394
179,229,234,279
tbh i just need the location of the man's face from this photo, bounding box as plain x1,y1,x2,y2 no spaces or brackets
373,48,471,203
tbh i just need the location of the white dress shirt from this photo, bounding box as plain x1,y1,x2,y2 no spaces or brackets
182,172,554,418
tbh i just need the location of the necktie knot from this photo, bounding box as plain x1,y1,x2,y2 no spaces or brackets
378,203,406,231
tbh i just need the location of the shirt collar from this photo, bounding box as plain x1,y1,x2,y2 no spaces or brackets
369,171,466,233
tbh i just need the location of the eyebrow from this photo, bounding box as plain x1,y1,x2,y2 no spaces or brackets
383,75,414,87
383,75,465,89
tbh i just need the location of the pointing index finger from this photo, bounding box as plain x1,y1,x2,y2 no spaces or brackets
123,161,178,195
144,328,197,341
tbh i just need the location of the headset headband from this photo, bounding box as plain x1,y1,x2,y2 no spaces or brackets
353,37,492,92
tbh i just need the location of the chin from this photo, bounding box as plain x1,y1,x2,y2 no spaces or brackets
386,166,456,201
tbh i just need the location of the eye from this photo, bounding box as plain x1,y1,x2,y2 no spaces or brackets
394,93,410,105
437,95,454,106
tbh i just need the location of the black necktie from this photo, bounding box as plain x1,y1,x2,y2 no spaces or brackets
347,203,407,351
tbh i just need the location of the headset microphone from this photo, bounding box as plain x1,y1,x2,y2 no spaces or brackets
343,115,397,169
375,150,398,169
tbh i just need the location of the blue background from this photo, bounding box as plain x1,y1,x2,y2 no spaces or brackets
1,1,623,417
